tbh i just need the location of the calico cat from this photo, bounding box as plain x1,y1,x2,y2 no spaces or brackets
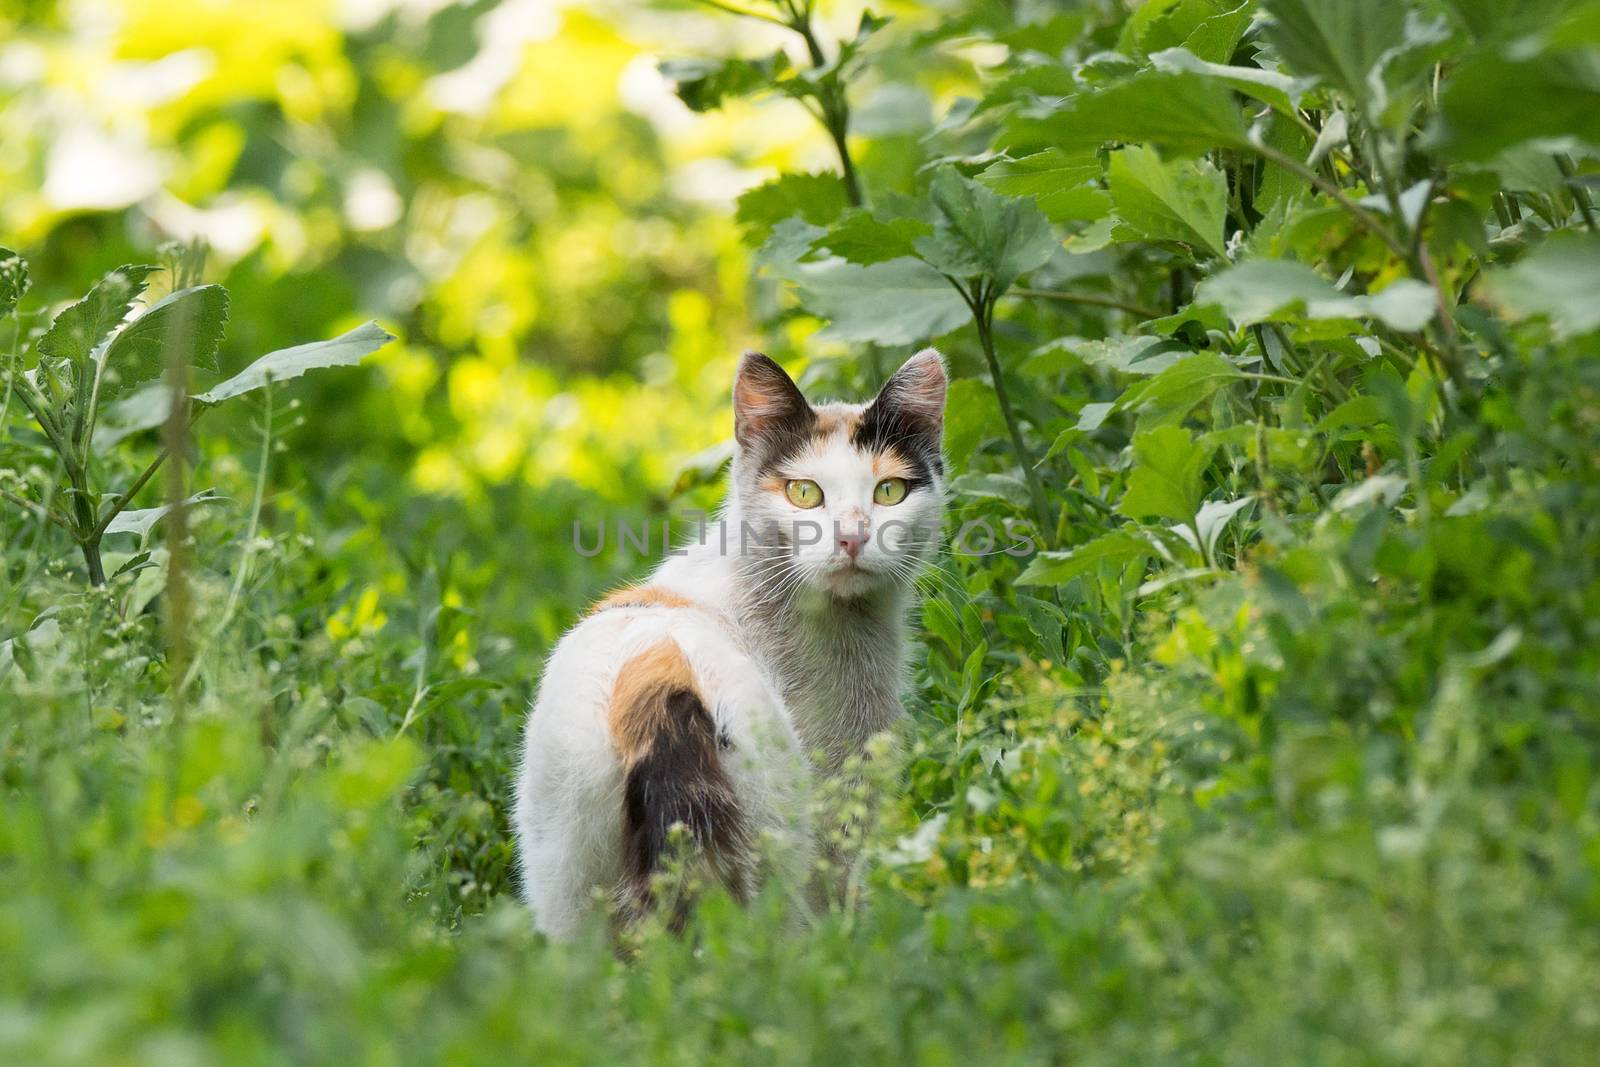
512,348,947,938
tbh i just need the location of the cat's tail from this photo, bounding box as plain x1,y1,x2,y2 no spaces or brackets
608,638,749,928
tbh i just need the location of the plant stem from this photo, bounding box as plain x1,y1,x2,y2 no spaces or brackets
1011,288,1162,319
965,283,1053,547
1251,141,1409,260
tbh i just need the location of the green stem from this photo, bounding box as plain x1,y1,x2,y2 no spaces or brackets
1251,141,1409,260
0,485,74,533
1554,154,1598,233
966,283,1053,547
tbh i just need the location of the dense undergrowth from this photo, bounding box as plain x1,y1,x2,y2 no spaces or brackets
4,0,1600,1063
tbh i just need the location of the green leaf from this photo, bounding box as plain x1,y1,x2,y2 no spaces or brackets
1149,47,1312,115
1016,531,1153,586
797,257,970,345
1118,424,1215,523
671,439,734,496
195,321,394,405
812,210,932,266
1431,48,1600,161
942,378,1004,469
1118,352,1245,426
1051,334,1191,376
1262,0,1407,107
0,247,28,319
950,472,1031,508
914,167,1057,292
978,150,1111,224
93,383,173,453
1195,259,1437,331
103,488,226,538
659,53,786,113
1482,234,1600,338
96,285,229,401
1031,71,1251,156
1108,146,1229,260
735,174,850,242
35,265,159,370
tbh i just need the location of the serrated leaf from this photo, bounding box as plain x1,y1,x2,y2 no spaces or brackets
0,247,28,318
978,150,1110,223
797,257,970,345
194,321,394,405
1118,424,1215,523
1017,531,1153,586
735,174,850,242
914,167,1058,293
1196,260,1436,331
96,285,229,401
1482,234,1600,338
1431,48,1600,161
104,488,226,538
1107,145,1229,260
812,210,932,265
1263,0,1407,106
1030,71,1251,156
93,382,173,453
35,265,159,370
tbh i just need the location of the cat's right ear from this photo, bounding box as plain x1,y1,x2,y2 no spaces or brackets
733,352,812,450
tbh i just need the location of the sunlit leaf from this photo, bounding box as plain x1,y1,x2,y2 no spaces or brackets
1035,71,1251,155
35,265,159,370
978,150,1110,223
97,285,229,401
103,488,226,538
195,321,394,405
1119,424,1215,523
736,174,850,242
813,210,932,265
1016,530,1152,585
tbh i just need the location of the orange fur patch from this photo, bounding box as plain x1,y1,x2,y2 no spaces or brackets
591,585,697,614
812,406,863,436
872,446,916,481
608,638,699,764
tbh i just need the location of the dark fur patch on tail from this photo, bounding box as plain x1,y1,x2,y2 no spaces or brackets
611,644,747,927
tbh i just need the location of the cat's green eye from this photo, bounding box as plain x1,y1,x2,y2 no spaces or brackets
874,478,909,506
785,479,823,509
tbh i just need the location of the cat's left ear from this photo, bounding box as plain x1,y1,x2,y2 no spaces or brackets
868,348,947,442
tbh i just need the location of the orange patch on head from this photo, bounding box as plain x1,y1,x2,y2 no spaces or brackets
872,446,916,481
591,585,698,615
609,638,699,763
811,405,863,437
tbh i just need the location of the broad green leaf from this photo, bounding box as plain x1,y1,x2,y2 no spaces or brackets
978,150,1110,223
1149,47,1311,115
1196,260,1437,331
671,439,733,496
914,167,1058,292
813,210,932,266
1034,72,1251,155
96,285,229,401
1118,352,1245,426
1119,0,1250,61
950,472,1031,508
0,247,28,318
1016,531,1152,586
1107,146,1229,260
1482,234,1600,338
1040,335,1190,376
735,173,850,242
195,321,394,404
104,488,226,538
1440,0,1572,42
1262,0,1407,107
798,257,970,345
1118,424,1215,523
1432,49,1600,161
34,265,159,370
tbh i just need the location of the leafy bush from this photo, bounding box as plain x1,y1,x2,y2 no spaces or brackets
4,0,1600,1062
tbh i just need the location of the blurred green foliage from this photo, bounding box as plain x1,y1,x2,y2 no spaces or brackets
4,0,1600,1062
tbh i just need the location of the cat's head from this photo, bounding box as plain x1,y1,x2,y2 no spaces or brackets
730,349,947,599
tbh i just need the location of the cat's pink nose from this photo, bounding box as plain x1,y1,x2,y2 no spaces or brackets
837,528,869,559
